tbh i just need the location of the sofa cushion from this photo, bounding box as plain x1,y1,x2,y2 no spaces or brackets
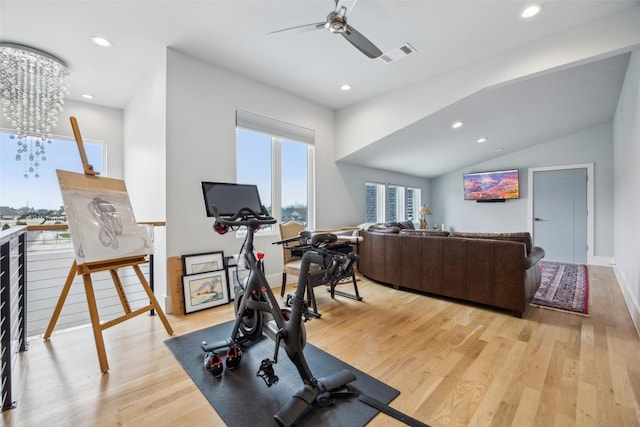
450,232,532,254
397,220,415,230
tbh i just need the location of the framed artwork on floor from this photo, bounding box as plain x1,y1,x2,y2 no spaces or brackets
183,251,224,275
182,270,229,314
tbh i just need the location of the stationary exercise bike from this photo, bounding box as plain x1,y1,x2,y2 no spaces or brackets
200,182,363,426
199,181,428,427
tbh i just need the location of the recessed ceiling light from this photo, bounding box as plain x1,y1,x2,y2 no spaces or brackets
340,83,352,91
495,148,504,152
91,36,112,47
81,94,94,100
477,137,488,143
521,4,543,19
451,121,463,129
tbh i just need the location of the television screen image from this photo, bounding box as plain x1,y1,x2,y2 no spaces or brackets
463,169,519,200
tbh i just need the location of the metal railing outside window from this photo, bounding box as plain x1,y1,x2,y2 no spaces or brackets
0,226,27,411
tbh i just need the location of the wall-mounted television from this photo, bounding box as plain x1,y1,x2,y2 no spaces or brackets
463,169,520,201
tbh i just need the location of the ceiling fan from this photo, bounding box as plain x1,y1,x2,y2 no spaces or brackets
269,0,383,59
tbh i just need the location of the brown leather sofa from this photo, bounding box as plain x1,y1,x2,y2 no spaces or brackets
358,224,545,317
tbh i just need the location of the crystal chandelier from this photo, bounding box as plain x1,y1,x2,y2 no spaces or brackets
0,42,70,178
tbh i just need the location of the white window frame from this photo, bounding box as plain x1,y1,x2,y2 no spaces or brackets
406,186,422,222
268,136,315,230
388,184,406,222
236,109,316,234
365,181,386,223
364,182,422,224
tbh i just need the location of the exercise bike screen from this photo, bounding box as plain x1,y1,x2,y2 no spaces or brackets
202,182,264,217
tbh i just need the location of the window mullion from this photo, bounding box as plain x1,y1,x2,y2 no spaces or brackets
272,137,282,222
306,145,315,230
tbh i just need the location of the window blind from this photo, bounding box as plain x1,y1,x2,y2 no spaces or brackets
236,108,315,144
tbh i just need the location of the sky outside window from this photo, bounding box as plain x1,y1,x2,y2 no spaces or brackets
0,131,104,210
236,129,272,212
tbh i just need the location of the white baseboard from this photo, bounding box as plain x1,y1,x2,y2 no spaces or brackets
613,266,640,337
588,255,615,266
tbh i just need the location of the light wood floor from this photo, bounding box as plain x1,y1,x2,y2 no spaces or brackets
3,265,639,427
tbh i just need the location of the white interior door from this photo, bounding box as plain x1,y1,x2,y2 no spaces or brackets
532,168,588,263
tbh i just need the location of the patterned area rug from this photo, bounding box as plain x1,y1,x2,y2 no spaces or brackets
530,261,589,316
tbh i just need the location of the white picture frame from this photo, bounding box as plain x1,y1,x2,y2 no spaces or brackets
182,270,229,314
183,251,224,275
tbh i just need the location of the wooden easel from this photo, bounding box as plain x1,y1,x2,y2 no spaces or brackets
44,117,173,373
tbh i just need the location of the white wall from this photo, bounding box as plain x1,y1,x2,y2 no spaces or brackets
123,55,167,223
613,49,640,333
431,122,614,258
165,49,350,279
123,54,168,306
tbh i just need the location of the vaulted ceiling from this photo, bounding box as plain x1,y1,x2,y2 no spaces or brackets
2,0,639,177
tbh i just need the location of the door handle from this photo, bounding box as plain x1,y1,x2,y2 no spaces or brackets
534,217,544,221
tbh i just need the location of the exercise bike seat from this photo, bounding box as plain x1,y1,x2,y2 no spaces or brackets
310,233,337,246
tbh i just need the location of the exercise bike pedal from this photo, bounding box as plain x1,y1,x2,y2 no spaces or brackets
316,392,336,408
284,294,315,322
225,345,242,370
203,351,224,378
257,358,279,387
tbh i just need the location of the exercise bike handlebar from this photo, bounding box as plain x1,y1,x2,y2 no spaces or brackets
211,204,277,227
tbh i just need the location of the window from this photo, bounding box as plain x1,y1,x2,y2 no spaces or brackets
365,182,385,223
235,110,315,231
280,139,310,225
406,187,421,221
0,130,104,218
364,182,421,224
236,129,272,216
388,185,405,222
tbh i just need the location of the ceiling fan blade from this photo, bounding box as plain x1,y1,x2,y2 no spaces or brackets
268,22,325,36
342,24,383,58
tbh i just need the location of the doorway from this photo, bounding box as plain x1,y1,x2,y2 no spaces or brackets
528,164,594,263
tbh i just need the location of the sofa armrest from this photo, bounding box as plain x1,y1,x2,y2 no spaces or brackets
524,246,545,269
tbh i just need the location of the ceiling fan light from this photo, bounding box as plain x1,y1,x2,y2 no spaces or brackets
329,21,345,33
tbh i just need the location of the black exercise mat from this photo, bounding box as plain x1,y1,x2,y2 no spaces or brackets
164,320,400,426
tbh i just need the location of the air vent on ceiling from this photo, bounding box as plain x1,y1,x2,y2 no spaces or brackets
379,43,417,64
